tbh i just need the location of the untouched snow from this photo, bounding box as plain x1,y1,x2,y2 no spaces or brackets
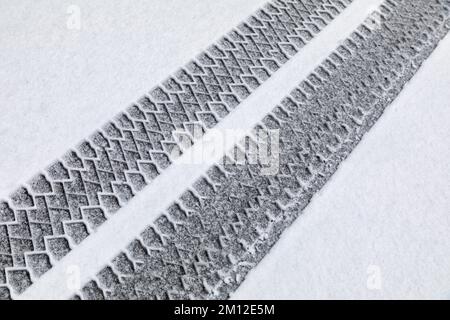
232,32,450,300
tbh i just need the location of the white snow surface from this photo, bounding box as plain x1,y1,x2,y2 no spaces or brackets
233,32,450,300
0,0,449,299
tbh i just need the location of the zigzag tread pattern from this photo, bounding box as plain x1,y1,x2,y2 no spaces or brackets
75,0,450,300
0,0,353,299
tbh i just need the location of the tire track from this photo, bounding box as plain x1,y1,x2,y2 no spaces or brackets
76,0,450,300
0,0,352,299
